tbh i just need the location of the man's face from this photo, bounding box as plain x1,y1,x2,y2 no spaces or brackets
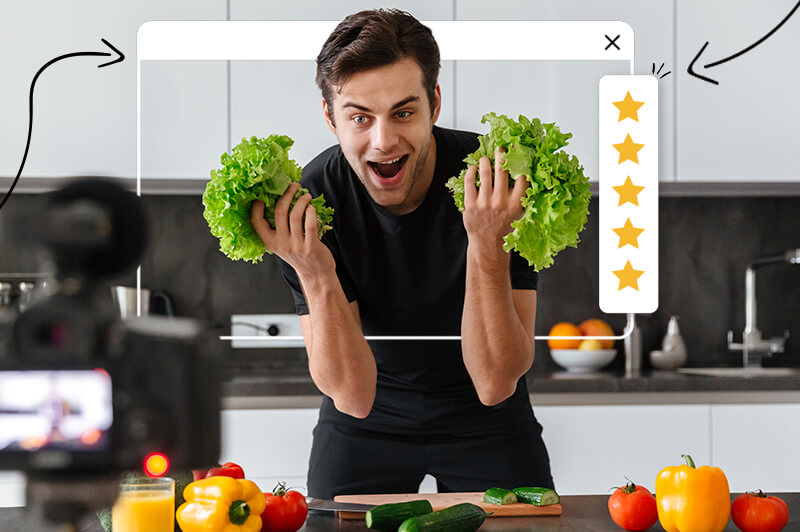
323,57,441,215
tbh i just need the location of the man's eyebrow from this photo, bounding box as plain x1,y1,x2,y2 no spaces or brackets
391,96,420,109
341,95,421,112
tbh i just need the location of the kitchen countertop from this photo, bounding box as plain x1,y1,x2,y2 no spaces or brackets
221,366,800,407
4,493,799,531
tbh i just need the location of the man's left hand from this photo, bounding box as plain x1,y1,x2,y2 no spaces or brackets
462,148,528,253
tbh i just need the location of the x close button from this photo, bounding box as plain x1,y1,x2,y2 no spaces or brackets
605,34,621,50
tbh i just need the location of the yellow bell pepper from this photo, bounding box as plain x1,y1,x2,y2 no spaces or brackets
176,476,266,532
655,454,731,532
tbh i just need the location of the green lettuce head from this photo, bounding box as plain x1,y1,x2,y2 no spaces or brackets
202,135,334,263
446,113,591,271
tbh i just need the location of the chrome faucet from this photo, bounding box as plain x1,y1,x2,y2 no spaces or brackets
727,249,799,367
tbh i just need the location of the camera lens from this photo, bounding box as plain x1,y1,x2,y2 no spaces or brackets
12,296,98,362
34,323,70,348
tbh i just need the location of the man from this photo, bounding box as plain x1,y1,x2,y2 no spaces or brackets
250,9,554,498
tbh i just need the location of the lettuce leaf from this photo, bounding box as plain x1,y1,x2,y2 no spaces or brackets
202,135,334,263
445,113,591,271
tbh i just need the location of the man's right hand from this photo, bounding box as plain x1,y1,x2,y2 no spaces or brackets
250,182,335,279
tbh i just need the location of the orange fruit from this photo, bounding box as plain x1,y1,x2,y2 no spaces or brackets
548,322,582,349
578,319,615,349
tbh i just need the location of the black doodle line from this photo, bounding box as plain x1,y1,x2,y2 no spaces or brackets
0,38,124,212
688,0,800,85
651,62,672,79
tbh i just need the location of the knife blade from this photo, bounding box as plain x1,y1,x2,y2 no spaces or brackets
306,497,375,513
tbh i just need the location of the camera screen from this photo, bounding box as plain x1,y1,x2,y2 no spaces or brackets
0,370,113,453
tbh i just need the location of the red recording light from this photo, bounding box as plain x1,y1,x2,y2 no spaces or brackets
143,452,170,477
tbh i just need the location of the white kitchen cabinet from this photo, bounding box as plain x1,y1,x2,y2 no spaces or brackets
223,402,800,496
0,1,226,180
711,404,800,492
140,61,228,179
0,473,24,508
5,2,797,187
220,409,318,493
229,1,456,168
221,404,714,496
530,401,800,494
455,0,675,183
676,0,800,182
535,404,711,494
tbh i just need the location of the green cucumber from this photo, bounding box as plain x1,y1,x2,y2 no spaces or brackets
398,503,486,532
483,487,518,505
512,487,560,506
365,499,434,531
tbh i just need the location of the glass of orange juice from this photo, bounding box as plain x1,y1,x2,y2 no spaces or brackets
112,476,175,532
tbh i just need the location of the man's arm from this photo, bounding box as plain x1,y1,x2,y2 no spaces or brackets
460,150,535,406
251,183,376,418
462,255,536,405
299,293,376,419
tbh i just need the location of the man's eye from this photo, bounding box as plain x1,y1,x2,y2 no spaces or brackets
396,111,411,119
353,116,367,124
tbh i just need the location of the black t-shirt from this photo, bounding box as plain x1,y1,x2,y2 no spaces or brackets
277,126,539,434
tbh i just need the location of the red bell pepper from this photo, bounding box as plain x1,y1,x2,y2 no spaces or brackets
206,461,246,479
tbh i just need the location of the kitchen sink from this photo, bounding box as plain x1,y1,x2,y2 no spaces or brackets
677,367,800,378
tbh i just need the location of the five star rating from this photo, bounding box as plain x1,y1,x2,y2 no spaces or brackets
599,76,658,314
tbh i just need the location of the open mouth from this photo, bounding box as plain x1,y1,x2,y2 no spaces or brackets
368,155,409,180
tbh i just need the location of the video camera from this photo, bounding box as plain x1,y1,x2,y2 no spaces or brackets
0,179,221,525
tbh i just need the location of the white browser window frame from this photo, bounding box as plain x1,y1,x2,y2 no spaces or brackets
136,20,639,341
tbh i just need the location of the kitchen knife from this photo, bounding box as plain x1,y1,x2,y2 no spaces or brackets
306,497,375,513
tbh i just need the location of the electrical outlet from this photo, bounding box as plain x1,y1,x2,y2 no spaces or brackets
230,314,304,348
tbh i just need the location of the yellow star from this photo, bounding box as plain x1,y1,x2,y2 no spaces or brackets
612,260,645,291
613,176,645,206
613,134,645,164
613,218,645,248
612,91,645,122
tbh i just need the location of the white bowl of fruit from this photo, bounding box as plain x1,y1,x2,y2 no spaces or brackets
548,319,618,373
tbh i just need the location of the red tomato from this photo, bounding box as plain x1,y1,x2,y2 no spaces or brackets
608,481,659,531
732,490,789,532
206,461,245,479
261,482,308,532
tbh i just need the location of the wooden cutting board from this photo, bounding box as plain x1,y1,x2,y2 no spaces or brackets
333,492,562,519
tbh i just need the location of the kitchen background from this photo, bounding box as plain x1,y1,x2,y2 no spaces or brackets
2,0,798,375
1,0,800,508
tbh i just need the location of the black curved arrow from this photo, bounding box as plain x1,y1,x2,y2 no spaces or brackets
688,0,800,85
0,38,124,212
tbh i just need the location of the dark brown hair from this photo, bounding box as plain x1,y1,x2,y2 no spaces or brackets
316,9,440,124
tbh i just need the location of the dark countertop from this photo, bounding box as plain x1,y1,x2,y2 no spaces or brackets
222,366,800,398
4,493,799,531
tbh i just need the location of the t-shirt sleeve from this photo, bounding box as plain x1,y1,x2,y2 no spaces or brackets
275,231,359,316
275,257,310,315
509,250,539,290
